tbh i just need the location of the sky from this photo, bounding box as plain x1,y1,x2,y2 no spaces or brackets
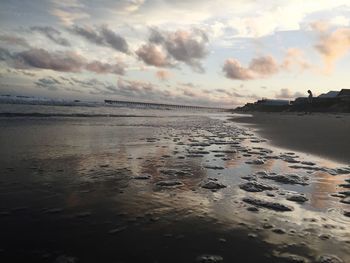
0,0,350,107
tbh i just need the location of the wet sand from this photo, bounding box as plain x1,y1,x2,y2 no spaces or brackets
232,112,350,164
0,113,349,263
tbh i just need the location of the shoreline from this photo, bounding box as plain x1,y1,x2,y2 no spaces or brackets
231,112,350,164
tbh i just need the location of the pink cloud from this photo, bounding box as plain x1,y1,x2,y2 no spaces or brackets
314,27,350,72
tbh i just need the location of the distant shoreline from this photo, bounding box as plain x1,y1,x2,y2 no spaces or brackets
231,112,350,164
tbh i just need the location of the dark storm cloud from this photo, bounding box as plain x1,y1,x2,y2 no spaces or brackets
30,26,71,46
0,35,30,47
70,25,129,53
0,47,126,75
143,27,209,72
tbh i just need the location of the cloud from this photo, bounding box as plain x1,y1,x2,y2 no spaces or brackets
0,47,14,61
98,78,163,100
275,88,304,99
35,75,104,93
183,89,196,97
0,35,30,48
30,26,71,46
165,30,208,67
119,79,154,93
163,29,208,71
223,51,311,80
70,77,96,86
222,59,255,80
1,47,126,75
136,43,171,67
99,26,129,53
5,68,36,77
35,77,61,91
310,21,330,33
149,27,166,44
314,27,350,72
69,77,106,88
113,0,145,14
155,70,171,81
70,25,103,44
91,0,350,40
14,49,85,72
249,55,279,76
233,92,260,100
85,60,125,75
51,0,89,25
223,1,350,38
178,82,198,88
147,28,209,72
215,88,236,97
70,25,129,53
281,48,311,71
215,88,257,99
52,9,89,25
14,48,84,72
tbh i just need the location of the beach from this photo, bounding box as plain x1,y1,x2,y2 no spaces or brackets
233,112,350,164
2,0,350,262
0,105,350,263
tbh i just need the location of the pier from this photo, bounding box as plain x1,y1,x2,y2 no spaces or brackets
104,99,228,111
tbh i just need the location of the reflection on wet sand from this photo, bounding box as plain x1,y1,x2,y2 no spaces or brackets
309,171,347,209
0,115,349,262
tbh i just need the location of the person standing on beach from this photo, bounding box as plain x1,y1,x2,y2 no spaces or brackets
307,90,313,113
307,90,313,104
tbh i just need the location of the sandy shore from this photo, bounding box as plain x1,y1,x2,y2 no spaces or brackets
1,111,350,262
232,112,350,164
